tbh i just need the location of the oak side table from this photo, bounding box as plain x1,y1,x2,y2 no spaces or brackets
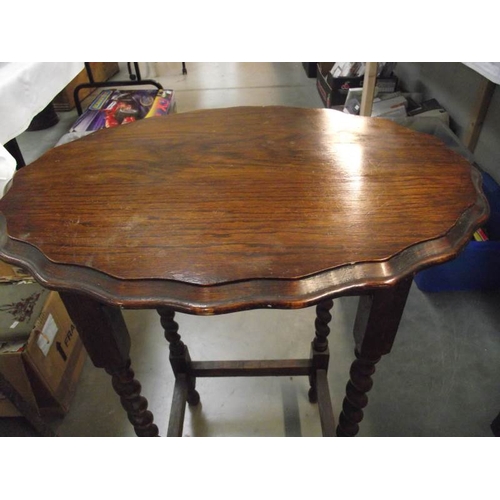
0,107,488,437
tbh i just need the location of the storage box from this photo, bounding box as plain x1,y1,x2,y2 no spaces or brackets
328,74,398,106
0,260,32,283
53,62,120,111
414,172,500,292
371,94,408,118
328,73,366,106
0,291,87,417
316,63,335,108
316,63,397,107
0,281,50,342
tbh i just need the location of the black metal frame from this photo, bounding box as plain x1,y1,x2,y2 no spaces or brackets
73,62,180,116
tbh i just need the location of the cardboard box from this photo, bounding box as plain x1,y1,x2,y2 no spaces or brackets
0,291,87,417
0,281,50,342
328,74,398,106
53,62,120,111
316,63,335,108
317,63,367,107
0,260,32,283
329,75,365,106
316,63,398,108
371,95,408,118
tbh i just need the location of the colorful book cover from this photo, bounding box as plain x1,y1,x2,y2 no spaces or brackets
477,228,489,240
473,228,489,241
70,89,175,133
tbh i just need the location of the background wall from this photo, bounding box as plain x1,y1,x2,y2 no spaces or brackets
394,62,500,183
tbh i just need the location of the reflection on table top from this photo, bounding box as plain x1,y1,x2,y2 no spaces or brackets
0,106,488,313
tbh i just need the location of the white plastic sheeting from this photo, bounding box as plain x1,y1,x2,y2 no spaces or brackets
0,62,83,195
463,62,500,85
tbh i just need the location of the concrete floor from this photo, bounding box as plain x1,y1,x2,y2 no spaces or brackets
4,62,500,437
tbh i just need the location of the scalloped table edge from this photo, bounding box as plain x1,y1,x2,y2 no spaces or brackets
0,167,489,315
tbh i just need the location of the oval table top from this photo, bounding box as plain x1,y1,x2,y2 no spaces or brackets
0,107,488,313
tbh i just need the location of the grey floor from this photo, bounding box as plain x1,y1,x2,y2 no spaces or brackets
5,62,500,437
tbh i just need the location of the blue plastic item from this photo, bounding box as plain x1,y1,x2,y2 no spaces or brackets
414,170,500,292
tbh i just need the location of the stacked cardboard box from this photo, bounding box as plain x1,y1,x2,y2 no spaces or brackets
0,261,87,418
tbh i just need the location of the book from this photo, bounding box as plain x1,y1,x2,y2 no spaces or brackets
473,228,489,241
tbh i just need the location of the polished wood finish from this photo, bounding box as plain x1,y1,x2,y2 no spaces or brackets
0,107,488,314
0,106,488,437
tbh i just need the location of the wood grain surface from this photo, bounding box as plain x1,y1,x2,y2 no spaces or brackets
0,106,488,312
